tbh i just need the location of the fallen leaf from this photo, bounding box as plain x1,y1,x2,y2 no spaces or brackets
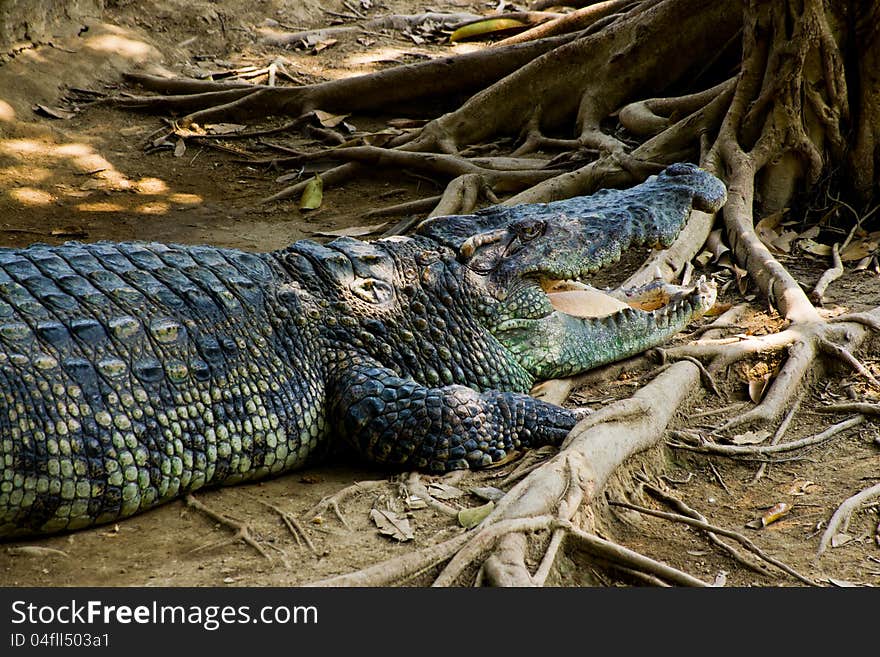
299,175,323,211
798,225,820,240
387,118,428,129
785,479,815,496
827,577,863,587
840,239,879,262
748,375,771,403
6,546,69,558
404,495,427,510
311,222,388,238
830,532,853,548
33,104,76,120
760,502,791,527
370,508,414,541
313,110,349,128
695,250,713,266
468,486,506,502
731,429,771,445
426,482,465,500
174,138,187,157
458,501,494,528
312,38,338,54
449,18,526,42
50,226,88,238
798,238,833,257
205,123,248,134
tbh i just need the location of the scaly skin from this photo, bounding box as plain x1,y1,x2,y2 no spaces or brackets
0,163,725,537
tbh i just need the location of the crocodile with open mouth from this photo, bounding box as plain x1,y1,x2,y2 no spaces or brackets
0,162,725,537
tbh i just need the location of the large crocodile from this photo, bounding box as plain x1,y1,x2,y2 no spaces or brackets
0,163,725,538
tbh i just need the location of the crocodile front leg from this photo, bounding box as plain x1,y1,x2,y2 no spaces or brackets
330,358,578,472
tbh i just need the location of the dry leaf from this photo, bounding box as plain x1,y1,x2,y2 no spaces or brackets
312,38,338,53
703,301,732,316
387,118,427,129
786,479,815,496
830,532,853,548
731,429,771,445
426,482,465,500
458,501,494,528
6,546,69,558
173,138,187,158
50,226,88,238
798,225,821,240
205,123,247,134
468,486,506,502
369,509,414,542
313,110,349,128
840,239,879,262
827,577,863,587
299,175,323,211
695,250,713,266
311,222,388,238
755,210,786,250
404,495,427,510
33,104,76,120
449,18,526,42
798,238,833,257
748,375,771,403
760,502,791,526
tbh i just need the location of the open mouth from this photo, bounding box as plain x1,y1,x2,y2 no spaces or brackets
539,276,715,320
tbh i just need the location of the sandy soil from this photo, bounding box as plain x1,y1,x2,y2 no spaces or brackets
0,0,878,587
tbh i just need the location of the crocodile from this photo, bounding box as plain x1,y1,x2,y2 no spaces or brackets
0,163,725,538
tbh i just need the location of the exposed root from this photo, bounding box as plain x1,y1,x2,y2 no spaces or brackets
668,414,865,458
496,0,635,47
257,499,320,556
184,494,271,560
640,483,772,575
811,243,843,304
403,472,460,518
304,479,390,529
816,482,880,557
613,491,816,585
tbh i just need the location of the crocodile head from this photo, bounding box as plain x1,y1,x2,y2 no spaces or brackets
416,163,726,380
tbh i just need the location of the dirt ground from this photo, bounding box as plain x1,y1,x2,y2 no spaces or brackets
0,0,878,587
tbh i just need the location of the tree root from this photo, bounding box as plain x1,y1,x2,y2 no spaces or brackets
612,492,817,585
304,479,390,529
257,499,320,557
816,482,880,558
668,414,865,458
184,494,271,560
640,482,773,575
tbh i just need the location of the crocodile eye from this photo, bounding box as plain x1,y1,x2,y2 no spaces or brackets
515,219,546,242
